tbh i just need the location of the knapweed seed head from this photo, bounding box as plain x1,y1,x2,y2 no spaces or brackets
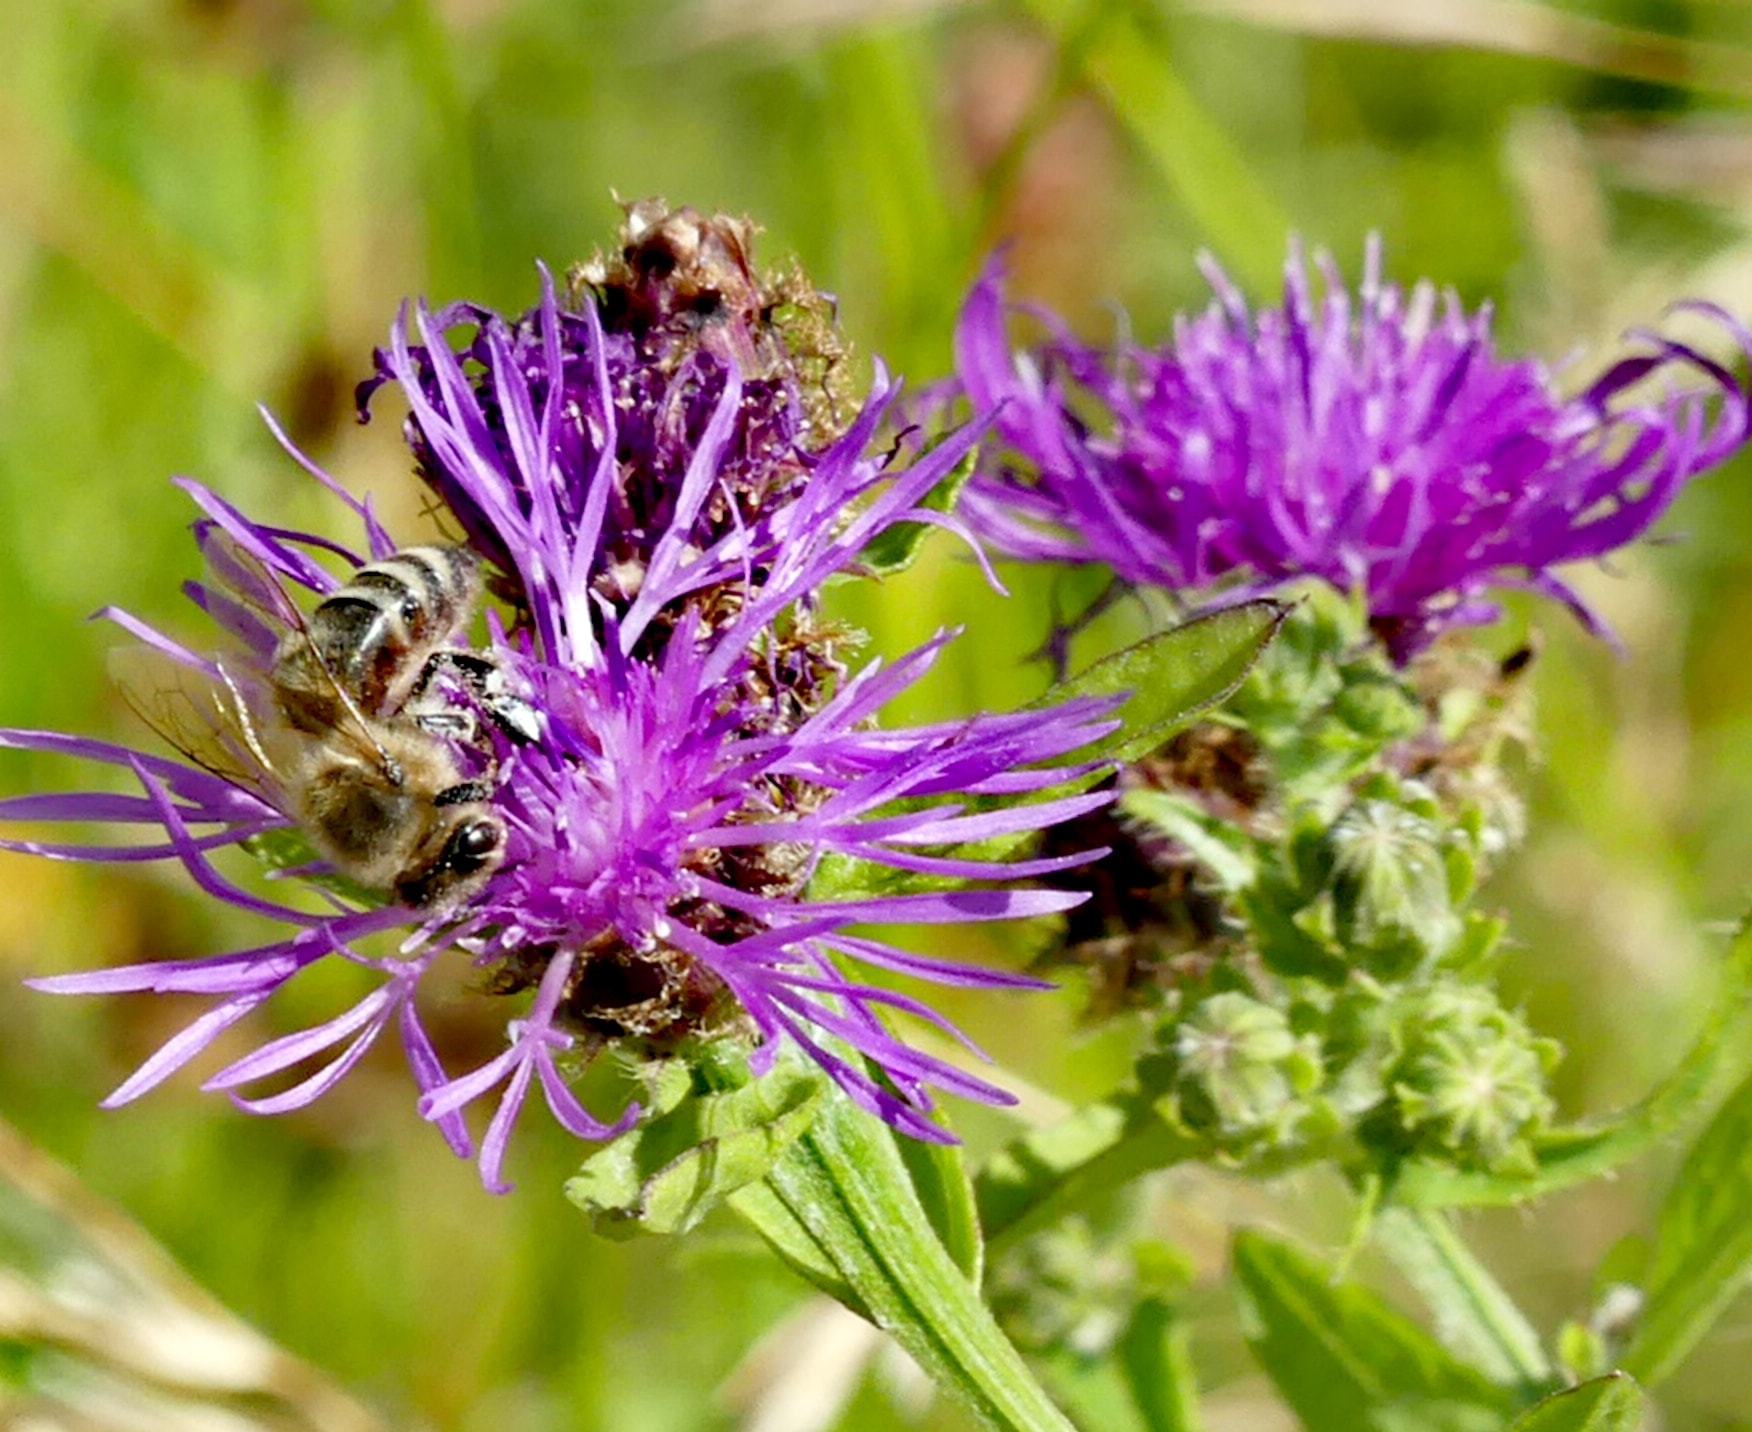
956,236,1752,658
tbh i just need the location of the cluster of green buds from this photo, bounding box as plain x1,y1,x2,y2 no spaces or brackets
1048,591,1555,1179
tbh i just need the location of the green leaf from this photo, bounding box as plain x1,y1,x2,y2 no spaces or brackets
1374,1209,1552,1394
1119,1297,1204,1432
896,1124,985,1288
800,603,1278,907
1232,1230,1514,1432
726,1180,868,1319
1039,600,1286,765
1394,917,1752,1208
240,827,380,906
732,1088,1077,1432
1033,1352,1148,1432
977,1096,1193,1253
1624,1060,1752,1386
566,1057,825,1238
1121,788,1256,890
1507,1374,1644,1431
803,603,1282,907
856,442,977,578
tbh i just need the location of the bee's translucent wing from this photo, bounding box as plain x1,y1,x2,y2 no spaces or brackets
188,529,395,773
185,525,313,661
108,644,281,803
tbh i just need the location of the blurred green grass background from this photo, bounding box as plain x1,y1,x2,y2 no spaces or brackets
6,0,1752,1427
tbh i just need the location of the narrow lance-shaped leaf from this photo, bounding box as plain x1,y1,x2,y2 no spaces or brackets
1374,1208,1553,1394
976,1096,1192,1252
804,602,1283,905
1119,1297,1204,1432
1232,1230,1514,1432
1038,599,1286,765
1507,1373,1645,1432
731,1085,1078,1432
1623,1059,1752,1386
896,1121,985,1287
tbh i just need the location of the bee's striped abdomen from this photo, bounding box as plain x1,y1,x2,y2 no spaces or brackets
304,545,482,716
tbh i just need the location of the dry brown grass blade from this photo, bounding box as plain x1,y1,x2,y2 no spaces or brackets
0,1115,386,1432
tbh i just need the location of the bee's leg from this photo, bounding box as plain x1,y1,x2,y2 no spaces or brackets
409,651,543,745
403,649,485,708
412,708,480,742
434,779,493,806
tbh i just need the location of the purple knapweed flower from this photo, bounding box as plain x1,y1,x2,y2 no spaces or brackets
2,247,1117,1192
357,200,853,631
956,235,1752,658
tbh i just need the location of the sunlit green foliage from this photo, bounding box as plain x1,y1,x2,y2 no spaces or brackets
6,0,1752,1427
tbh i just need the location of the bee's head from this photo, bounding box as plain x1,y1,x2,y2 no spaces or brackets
397,811,507,908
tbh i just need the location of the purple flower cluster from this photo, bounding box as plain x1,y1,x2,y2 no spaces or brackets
1,237,1116,1191
957,236,1752,657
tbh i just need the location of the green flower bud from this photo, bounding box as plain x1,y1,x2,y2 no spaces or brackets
1164,992,1323,1142
1329,796,1459,973
1332,669,1425,744
1388,987,1559,1174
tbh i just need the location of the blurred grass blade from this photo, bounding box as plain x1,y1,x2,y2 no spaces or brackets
1119,1297,1204,1432
826,30,963,366
1507,1373,1645,1431
394,0,482,293
1178,0,1752,103
0,94,271,390
1232,1229,1514,1430
1623,1061,1752,1386
1039,599,1286,764
1021,0,1288,292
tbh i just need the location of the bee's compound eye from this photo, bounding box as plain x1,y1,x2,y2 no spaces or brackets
449,819,503,872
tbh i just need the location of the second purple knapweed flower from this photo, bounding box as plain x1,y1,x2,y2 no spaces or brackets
1,206,1117,1191
957,236,1752,657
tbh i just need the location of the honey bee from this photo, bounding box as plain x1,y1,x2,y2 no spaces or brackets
127,538,534,910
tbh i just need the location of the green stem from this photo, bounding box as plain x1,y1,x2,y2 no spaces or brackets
1375,1207,1553,1395
731,1090,1077,1432
980,1099,1197,1254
